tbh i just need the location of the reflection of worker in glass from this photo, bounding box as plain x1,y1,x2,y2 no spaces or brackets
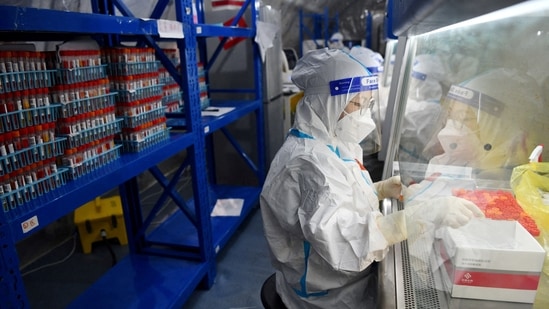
424,68,545,179
404,68,545,211
399,54,447,166
260,48,481,309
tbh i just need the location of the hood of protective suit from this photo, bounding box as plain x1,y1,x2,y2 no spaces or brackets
291,48,377,152
349,46,384,75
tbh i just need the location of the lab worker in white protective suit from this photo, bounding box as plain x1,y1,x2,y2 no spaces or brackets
260,48,484,309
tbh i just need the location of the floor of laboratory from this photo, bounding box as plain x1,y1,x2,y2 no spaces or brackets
21,205,274,309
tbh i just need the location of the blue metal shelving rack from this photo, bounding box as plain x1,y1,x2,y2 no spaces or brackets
0,0,265,308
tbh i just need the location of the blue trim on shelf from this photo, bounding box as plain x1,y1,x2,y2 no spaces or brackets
195,24,255,38
0,5,170,36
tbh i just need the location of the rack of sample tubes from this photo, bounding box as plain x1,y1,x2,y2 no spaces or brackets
51,49,122,180
159,48,210,115
159,48,183,114
104,47,169,153
0,50,67,219
197,62,210,111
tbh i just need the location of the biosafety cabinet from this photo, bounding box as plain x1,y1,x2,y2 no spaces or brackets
380,0,549,308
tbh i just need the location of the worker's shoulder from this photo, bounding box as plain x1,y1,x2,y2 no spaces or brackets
288,146,339,168
290,136,335,152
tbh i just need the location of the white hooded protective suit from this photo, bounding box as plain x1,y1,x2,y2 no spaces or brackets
260,48,389,309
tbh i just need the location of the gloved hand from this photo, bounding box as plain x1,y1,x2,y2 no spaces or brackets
374,176,403,200
405,196,485,229
376,195,485,245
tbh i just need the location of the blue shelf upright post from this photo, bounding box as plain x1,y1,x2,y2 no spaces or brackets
91,0,120,46
176,0,216,287
118,177,146,253
365,10,373,48
322,7,329,47
252,1,266,185
0,215,29,307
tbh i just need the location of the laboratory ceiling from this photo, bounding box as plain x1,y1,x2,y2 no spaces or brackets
264,0,388,53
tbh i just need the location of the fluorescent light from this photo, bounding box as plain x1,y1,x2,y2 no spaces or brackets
423,0,549,36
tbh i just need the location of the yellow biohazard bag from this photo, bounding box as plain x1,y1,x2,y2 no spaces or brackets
510,162,549,234
511,162,549,282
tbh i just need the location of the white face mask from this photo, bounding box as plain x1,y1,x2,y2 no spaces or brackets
429,119,482,166
335,109,376,144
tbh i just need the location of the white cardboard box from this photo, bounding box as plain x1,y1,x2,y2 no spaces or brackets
436,219,546,303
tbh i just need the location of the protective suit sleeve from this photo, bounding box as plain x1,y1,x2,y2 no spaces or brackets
294,156,389,272
375,196,485,245
375,210,407,245
374,175,403,200
407,196,485,229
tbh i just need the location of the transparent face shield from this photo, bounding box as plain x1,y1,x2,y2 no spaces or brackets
366,68,383,156
330,75,381,153
344,92,376,116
